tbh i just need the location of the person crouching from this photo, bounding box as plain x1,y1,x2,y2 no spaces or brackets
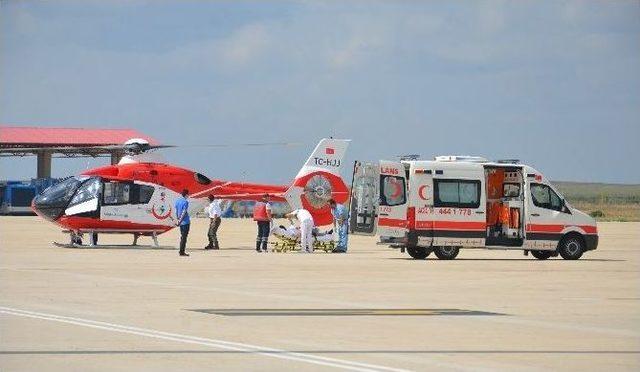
285,208,315,253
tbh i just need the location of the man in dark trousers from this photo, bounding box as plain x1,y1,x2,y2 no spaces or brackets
253,194,272,252
175,189,191,257
205,194,222,250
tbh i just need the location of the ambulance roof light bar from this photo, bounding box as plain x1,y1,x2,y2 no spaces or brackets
399,154,420,161
434,155,489,163
495,159,521,164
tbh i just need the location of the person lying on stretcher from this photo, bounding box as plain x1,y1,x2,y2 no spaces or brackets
270,225,334,242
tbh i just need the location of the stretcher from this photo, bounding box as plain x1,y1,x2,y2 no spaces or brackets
269,225,336,253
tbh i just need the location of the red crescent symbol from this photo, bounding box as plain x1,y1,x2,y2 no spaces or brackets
418,185,429,201
389,178,402,198
152,205,172,220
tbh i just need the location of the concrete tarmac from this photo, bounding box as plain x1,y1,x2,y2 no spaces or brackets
1,217,639,371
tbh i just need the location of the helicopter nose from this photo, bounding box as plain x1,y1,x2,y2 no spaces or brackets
32,192,66,221
32,177,83,221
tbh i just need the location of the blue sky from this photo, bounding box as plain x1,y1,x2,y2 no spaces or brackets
1,0,639,184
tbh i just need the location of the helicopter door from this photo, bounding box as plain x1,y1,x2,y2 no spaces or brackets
64,177,101,217
100,181,133,222
349,161,379,235
378,160,408,238
101,181,158,222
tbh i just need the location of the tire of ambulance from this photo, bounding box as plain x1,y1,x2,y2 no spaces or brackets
531,250,553,260
434,246,460,260
407,246,431,260
558,234,585,260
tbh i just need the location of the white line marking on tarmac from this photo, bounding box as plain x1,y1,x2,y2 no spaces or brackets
0,306,409,372
5,267,639,339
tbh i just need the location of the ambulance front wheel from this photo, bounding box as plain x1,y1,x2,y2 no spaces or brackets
406,247,431,260
558,234,584,260
434,246,460,260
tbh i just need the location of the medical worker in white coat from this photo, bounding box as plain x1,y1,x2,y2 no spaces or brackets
285,208,315,253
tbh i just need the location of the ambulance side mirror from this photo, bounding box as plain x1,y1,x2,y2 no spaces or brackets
561,200,571,214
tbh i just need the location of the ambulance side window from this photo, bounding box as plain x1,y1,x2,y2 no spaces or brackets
434,179,481,208
380,175,406,206
503,183,520,197
530,183,563,212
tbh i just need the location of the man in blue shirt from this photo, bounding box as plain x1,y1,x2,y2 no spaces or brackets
175,189,191,257
329,199,349,253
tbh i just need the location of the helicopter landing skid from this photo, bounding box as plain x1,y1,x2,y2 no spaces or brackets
52,241,174,249
56,230,164,248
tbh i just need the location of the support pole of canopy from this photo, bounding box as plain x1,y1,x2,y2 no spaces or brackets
37,150,52,179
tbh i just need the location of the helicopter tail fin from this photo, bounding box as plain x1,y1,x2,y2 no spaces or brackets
284,138,351,226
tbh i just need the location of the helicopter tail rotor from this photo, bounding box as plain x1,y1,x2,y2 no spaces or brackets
284,138,350,226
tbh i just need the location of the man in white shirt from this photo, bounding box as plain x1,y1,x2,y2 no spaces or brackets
285,208,315,253
205,195,222,250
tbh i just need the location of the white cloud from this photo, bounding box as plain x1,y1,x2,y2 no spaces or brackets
329,36,369,69
219,23,272,66
325,14,395,69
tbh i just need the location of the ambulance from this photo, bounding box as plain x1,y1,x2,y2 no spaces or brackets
349,156,598,260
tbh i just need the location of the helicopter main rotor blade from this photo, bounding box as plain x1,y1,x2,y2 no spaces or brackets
0,142,298,156
173,142,301,148
0,144,176,153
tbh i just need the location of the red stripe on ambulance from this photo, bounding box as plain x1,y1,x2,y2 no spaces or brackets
415,220,486,231
526,224,597,235
378,218,406,228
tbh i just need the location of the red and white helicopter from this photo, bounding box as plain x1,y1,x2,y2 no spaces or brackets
31,138,350,246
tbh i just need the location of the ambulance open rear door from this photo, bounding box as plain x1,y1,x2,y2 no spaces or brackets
377,160,408,239
349,161,379,235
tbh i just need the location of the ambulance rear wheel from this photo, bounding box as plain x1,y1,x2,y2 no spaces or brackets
559,235,584,260
434,246,459,260
531,250,552,260
407,247,430,260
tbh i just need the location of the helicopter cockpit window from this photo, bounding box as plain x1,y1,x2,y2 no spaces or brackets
37,177,83,208
103,182,130,205
68,177,101,208
195,173,212,185
32,176,85,220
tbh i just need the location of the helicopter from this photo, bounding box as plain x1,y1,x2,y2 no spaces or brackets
28,138,350,246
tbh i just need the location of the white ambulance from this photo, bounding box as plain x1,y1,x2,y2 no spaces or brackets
349,156,598,260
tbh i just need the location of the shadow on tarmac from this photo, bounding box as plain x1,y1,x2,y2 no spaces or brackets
386,258,626,262
55,245,257,251
56,245,177,251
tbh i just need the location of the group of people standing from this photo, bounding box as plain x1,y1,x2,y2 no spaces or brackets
174,191,349,257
